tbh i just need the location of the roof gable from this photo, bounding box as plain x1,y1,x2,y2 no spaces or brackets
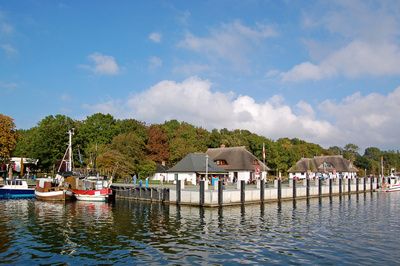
288,155,358,173
205,146,270,171
167,153,227,173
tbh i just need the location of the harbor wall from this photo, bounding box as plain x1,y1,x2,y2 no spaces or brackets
112,177,381,207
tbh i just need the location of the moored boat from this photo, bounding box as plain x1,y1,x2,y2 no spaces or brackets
34,128,76,201
0,179,35,199
380,175,400,192
34,175,74,201
72,175,113,202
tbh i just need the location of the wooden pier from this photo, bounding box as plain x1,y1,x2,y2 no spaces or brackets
111,177,383,207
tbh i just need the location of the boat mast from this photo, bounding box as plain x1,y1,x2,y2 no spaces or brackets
58,128,74,172
68,128,74,171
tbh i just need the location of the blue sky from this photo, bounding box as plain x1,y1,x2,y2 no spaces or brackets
2,0,400,152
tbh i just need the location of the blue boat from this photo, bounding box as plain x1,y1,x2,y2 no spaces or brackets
0,179,35,199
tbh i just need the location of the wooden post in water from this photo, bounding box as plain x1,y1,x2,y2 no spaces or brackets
277,179,282,201
329,178,333,196
218,180,223,207
176,179,181,204
347,178,351,194
363,177,366,191
306,178,310,198
370,177,373,191
260,180,265,203
199,180,204,206
293,179,297,199
318,178,322,197
339,178,342,195
240,180,245,204
356,178,359,192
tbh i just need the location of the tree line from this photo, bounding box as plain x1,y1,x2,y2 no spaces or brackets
1,113,399,179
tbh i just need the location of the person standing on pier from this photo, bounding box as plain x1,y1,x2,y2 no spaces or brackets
145,177,149,187
133,174,137,186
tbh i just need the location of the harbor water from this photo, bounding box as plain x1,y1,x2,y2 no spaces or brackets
1,192,399,265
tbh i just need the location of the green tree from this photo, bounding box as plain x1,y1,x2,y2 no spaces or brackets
96,150,133,179
29,115,76,171
118,118,147,140
0,114,18,161
79,113,120,150
364,147,382,161
328,146,343,155
109,132,145,172
343,143,360,162
137,159,157,178
354,155,372,172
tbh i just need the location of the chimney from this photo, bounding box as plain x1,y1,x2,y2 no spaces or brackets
220,144,225,148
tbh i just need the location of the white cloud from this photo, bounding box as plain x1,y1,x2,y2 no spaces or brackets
320,88,400,148
149,56,162,71
0,44,17,55
149,32,162,43
0,81,18,93
282,1,400,82
172,62,215,75
178,20,277,67
79,52,119,75
60,94,71,101
82,76,400,150
83,99,125,116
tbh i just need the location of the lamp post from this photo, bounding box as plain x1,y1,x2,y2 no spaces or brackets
205,155,209,182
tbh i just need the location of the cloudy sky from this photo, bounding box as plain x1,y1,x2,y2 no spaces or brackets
1,0,400,152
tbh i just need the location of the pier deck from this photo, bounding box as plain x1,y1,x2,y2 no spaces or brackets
111,177,382,207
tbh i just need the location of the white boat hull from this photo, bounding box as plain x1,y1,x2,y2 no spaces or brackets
74,193,108,202
35,189,74,201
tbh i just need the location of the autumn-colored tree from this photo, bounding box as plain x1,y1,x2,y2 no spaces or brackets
96,149,133,178
109,132,145,173
0,114,18,161
146,124,169,164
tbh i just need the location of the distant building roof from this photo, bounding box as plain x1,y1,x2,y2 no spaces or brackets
156,164,169,173
205,146,269,171
288,155,358,173
167,153,227,174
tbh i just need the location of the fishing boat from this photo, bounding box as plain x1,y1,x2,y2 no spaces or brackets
379,168,400,192
34,175,75,201
0,178,35,199
72,175,113,202
34,129,75,201
380,177,400,192
72,163,117,202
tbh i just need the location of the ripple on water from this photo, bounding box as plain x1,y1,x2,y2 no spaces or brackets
1,194,400,264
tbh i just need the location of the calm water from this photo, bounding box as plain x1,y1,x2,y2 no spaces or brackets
1,192,399,265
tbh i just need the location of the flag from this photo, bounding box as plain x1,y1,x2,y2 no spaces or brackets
263,143,265,160
78,146,83,164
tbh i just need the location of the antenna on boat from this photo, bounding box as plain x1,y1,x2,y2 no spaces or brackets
58,128,74,172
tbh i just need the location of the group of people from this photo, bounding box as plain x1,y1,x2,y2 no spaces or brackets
130,174,150,187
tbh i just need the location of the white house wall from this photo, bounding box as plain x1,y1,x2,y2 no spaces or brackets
289,171,357,179
166,172,196,185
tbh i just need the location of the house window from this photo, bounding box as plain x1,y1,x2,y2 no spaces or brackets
252,159,260,165
216,160,227,165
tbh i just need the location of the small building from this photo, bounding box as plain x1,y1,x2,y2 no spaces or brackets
166,153,227,185
150,164,170,182
205,146,269,183
287,155,358,179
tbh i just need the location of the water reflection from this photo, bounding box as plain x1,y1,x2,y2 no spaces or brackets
0,193,400,264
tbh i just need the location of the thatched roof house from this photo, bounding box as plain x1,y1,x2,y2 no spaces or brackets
205,146,269,182
288,155,358,179
166,153,227,185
